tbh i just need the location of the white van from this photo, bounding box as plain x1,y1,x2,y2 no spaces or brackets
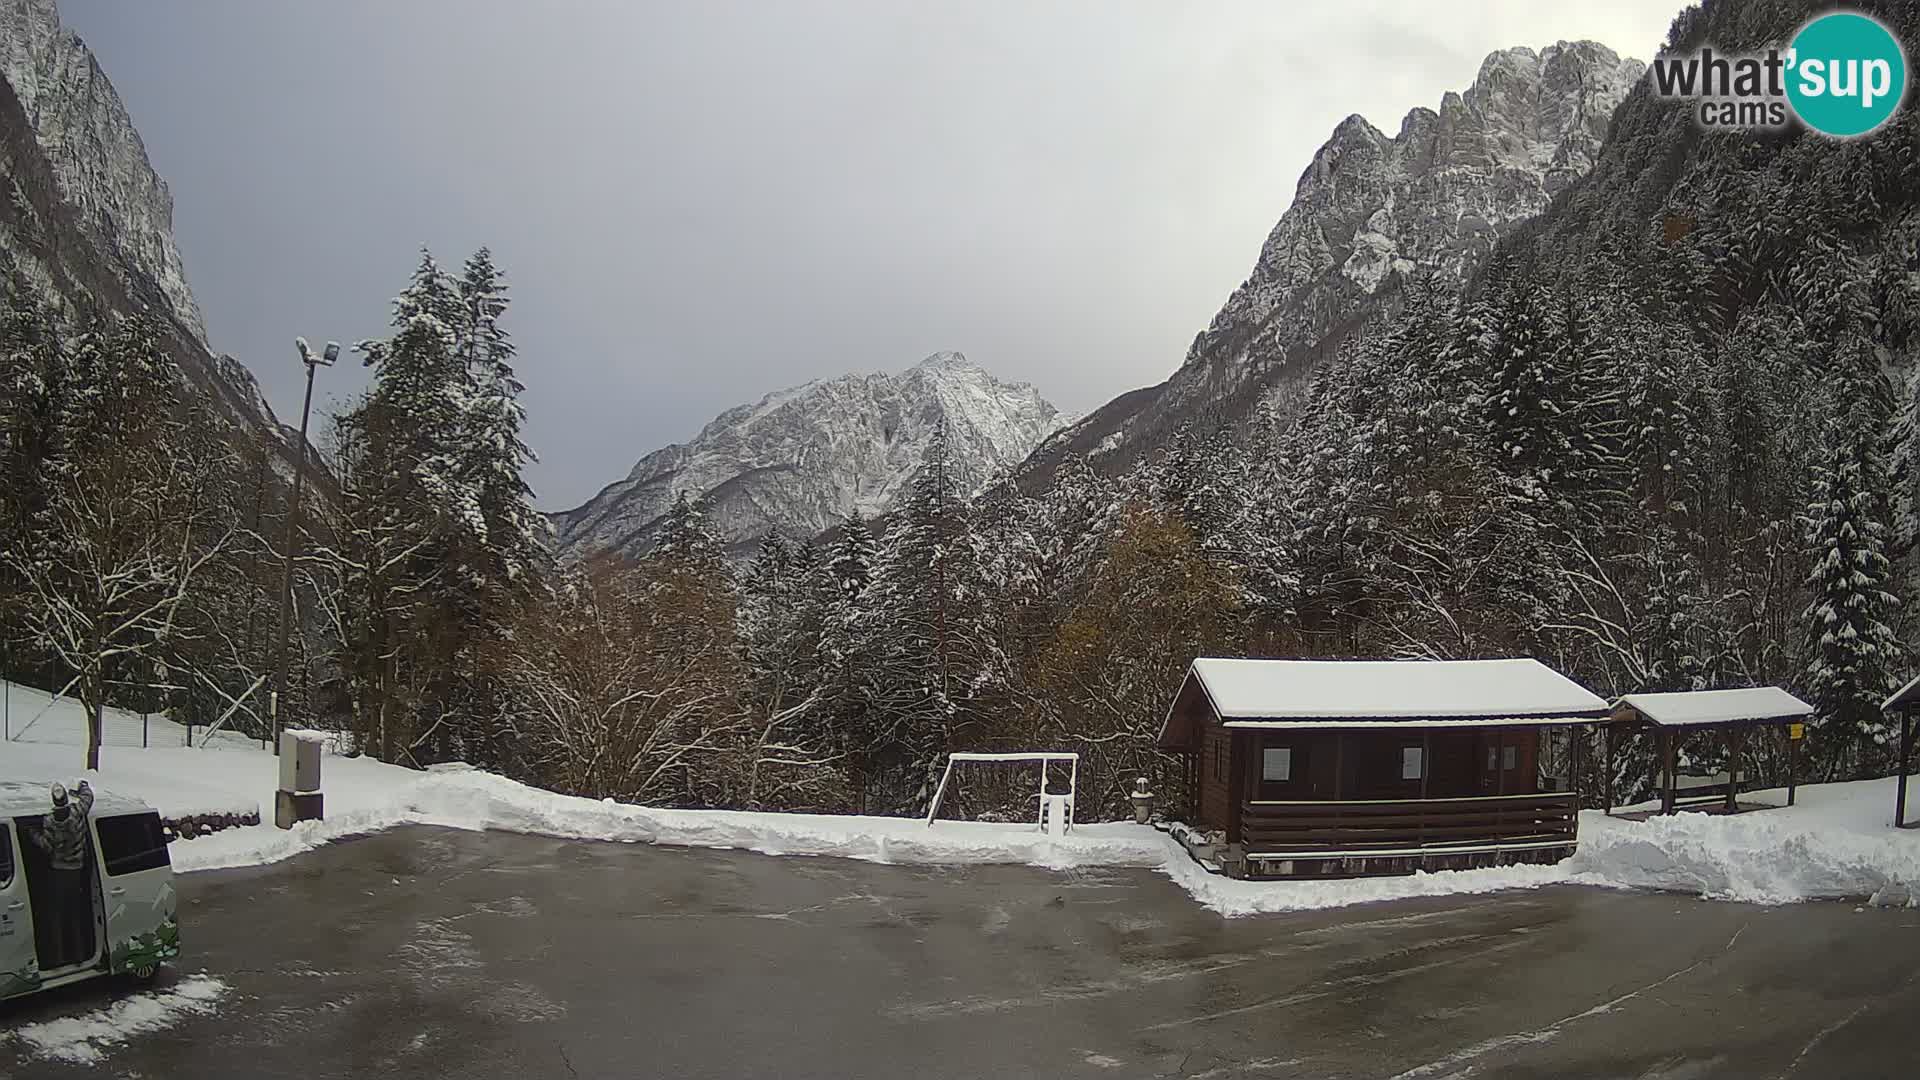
0,781,180,1002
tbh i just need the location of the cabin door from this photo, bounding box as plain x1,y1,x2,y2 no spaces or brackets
0,820,39,999
1477,731,1521,794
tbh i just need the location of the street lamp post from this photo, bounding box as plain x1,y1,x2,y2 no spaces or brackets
270,337,337,754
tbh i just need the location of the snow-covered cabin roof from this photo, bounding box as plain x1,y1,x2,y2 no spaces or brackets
1612,687,1812,727
1158,658,1608,745
0,781,154,818
1884,673,1920,713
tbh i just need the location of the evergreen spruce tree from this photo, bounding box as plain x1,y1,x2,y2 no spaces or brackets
826,512,877,600
454,249,548,594
1802,355,1902,779
861,421,989,811
337,249,486,763
817,514,881,808
658,490,728,581
1481,281,1570,481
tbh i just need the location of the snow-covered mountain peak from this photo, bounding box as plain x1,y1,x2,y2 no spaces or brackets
557,354,1064,560
1192,39,1642,360
1017,38,1643,487
910,349,974,372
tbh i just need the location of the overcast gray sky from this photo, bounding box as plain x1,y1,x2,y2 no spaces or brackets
62,1,1682,510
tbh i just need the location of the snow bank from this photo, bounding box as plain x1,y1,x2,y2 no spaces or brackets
2,739,417,820
5,975,228,1064
1161,854,1572,917
162,768,1171,874
8,731,1919,913
1566,777,1920,905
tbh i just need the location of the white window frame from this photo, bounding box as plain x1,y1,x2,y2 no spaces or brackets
1402,746,1424,781
1262,746,1293,783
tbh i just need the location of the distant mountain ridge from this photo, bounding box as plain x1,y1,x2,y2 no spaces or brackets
553,351,1064,559
1017,40,1646,486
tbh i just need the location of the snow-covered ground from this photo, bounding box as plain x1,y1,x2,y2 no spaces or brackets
1569,779,1920,906
4,975,228,1064
3,677,259,754
5,696,1918,913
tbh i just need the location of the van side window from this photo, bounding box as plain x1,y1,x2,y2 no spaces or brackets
96,813,170,876
0,825,13,887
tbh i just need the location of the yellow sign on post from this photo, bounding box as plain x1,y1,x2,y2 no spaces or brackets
1789,722,1805,741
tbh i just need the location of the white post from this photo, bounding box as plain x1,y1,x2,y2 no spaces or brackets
1069,756,1078,831
925,756,957,826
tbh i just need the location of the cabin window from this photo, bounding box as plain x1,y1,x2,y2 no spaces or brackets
1401,747,1424,781
96,813,170,877
1503,745,1518,771
1262,747,1292,782
1213,739,1227,782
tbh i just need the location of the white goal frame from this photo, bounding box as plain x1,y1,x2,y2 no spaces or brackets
924,752,1079,830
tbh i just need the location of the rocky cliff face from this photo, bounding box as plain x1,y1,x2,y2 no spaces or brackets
1020,41,1646,484
0,0,288,466
1,0,206,343
555,352,1064,559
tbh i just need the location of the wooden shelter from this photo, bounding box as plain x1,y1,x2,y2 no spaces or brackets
1884,675,1920,829
1156,658,1609,879
1607,688,1811,816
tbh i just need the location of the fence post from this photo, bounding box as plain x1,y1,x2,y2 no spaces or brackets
142,711,149,749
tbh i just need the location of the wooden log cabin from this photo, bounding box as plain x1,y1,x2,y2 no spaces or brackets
1157,658,1610,879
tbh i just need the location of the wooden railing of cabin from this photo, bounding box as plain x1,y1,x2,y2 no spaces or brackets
1241,792,1579,856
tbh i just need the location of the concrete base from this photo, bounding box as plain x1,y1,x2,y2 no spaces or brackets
275,790,324,829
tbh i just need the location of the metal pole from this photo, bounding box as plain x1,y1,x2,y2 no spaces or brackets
1724,725,1741,814
1661,728,1677,815
1603,723,1613,815
1896,712,1912,829
1570,724,1584,800
1787,724,1798,807
270,348,324,756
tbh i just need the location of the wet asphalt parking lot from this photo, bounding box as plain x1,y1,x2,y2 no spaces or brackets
3,824,1920,1079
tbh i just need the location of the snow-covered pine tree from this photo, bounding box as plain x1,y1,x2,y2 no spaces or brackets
332,249,489,763
816,513,882,810
454,249,549,595
1799,246,1902,779
1481,281,1570,482
0,290,65,565
657,490,728,582
359,250,478,536
825,512,876,600
860,420,991,812
734,533,842,808
1229,406,1298,631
